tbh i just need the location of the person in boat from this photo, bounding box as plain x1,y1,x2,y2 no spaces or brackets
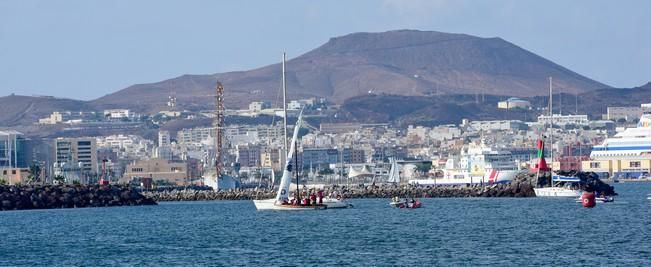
291,192,297,205
317,189,324,204
310,191,317,206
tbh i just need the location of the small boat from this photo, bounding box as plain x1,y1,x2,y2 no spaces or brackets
575,195,614,203
389,197,422,209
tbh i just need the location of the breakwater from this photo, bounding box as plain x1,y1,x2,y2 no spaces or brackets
143,171,616,202
143,174,538,201
0,185,157,211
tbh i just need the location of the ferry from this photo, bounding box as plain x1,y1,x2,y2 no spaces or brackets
409,141,522,186
585,114,651,179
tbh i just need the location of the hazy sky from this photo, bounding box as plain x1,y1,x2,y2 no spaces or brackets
1,0,649,100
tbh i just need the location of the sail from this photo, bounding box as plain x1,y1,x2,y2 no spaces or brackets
270,169,276,187
387,158,400,183
275,110,303,203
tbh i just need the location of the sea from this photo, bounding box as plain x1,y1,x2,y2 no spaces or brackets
1,183,650,266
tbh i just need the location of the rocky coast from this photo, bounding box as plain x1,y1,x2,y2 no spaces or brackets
0,184,157,211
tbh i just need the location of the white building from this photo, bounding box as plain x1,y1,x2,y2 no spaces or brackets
429,125,462,141
158,130,171,147
96,135,154,159
606,106,651,121
249,101,271,112
103,109,131,119
497,97,531,109
38,112,64,124
468,120,527,131
537,114,589,125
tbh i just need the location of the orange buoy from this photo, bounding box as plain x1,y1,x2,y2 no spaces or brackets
582,192,596,208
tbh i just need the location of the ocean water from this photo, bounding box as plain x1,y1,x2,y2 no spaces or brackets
1,183,650,266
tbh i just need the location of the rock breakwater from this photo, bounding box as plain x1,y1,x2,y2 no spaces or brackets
143,171,617,201
0,185,157,211
143,173,538,201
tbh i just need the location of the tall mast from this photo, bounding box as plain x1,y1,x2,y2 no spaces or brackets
549,77,553,172
282,53,289,160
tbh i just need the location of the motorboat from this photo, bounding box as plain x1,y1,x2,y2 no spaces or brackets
389,197,422,209
575,195,615,203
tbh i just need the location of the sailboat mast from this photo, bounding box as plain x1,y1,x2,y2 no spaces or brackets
295,139,300,201
282,53,289,161
549,77,553,172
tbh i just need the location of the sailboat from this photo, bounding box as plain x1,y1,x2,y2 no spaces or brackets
533,77,581,198
254,53,339,210
387,158,400,184
253,109,325,210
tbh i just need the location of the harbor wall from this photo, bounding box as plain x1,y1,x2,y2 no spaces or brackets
0,185,157,211
142,174,538,201
142,171,616,201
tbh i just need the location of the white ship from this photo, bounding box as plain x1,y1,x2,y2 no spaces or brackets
591,114,651,160
409,141,522,186
585,114,651,179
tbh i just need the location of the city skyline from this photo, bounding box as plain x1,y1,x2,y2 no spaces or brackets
1,0,650,100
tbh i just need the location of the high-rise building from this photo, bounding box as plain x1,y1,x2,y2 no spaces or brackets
158,130,171,147
54,137,98,174
0,130,26,168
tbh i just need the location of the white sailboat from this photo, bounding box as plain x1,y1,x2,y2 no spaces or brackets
253,109,324,210
387,158,400,184
254,53,350,210
534,77,581,198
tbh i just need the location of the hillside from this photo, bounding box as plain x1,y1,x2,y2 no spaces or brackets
91,30,608,113
0,95,91,127
335,81,651,126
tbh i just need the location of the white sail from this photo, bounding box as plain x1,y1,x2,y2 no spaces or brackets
388,158,400,183
274,110,303,203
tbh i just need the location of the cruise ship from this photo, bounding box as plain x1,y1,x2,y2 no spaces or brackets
409,141,522,186
591,115,651,159
583,114,651,178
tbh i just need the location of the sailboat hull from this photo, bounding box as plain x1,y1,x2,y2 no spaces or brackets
322,198,353,209
253,198,327,211
533,187,582,197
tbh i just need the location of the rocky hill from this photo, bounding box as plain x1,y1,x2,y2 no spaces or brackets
0,95,91,127
92,30,608,112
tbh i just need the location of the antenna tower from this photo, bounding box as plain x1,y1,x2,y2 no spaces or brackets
214,82,225,178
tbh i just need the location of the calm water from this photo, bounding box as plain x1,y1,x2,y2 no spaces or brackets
1,183,650,266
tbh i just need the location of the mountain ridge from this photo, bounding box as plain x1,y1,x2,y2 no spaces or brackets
0,29,624,126
91,29,609,112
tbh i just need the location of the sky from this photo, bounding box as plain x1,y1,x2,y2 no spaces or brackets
0,0,649,100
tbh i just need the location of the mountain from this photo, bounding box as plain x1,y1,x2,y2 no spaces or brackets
92,30,608,112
